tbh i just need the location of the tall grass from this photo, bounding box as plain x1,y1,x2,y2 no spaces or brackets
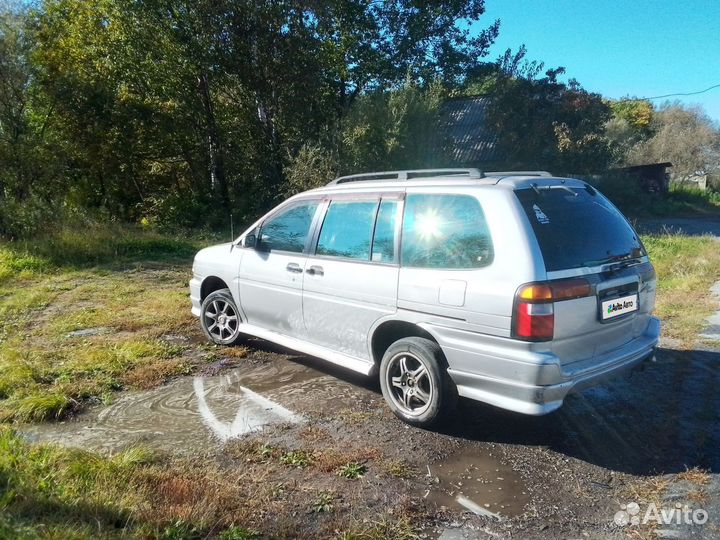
1,225,209,278
642,233,720,344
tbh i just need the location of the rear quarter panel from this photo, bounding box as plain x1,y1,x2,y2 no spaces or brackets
397,186,546,337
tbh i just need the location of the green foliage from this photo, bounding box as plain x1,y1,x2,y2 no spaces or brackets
283,143,338,197
159,520,201,540
609,99,654,131
0,224,204,271
337,462,367,479
218,526,261,540
476,49,613,174
627,102,720,182
1,0,499,236
279,450,312,468
312,492,335,513
339,81,448,173
595,171,647,213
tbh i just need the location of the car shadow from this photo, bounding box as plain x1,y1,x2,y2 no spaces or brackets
233,336,720,476
235,335,380,391
437,346,720,476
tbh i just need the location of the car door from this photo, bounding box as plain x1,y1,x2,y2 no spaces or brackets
238,199,320,337
302,195,401,360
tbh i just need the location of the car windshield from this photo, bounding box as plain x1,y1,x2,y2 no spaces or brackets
515,186,646,271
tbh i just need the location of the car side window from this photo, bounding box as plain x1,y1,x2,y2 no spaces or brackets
401,194,493,269
316,200,378,260
371,199,399,263
259,201,318,253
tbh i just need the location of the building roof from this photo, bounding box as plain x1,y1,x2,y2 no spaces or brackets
614,162,672,172
440,96,500,165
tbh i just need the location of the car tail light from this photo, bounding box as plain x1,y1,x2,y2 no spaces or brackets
513,278,592,341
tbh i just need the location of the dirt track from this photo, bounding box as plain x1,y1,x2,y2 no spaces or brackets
22,220,720,539
25,327,720,539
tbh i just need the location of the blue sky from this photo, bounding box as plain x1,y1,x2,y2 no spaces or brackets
474,0,720,122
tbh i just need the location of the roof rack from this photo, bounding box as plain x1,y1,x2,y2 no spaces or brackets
327,168,484,185
484,170,553,177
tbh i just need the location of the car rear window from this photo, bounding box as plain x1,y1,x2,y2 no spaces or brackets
515,186,645,272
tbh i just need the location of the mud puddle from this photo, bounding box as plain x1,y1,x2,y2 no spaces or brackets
426,446,530,520
23,359,372,453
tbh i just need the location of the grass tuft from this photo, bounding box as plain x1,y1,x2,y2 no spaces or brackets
1,393,73,423
312,491,335,513
676,467,711,486
383,459,416,479
337,462,367,480
219,525,261,540
279,450,313,468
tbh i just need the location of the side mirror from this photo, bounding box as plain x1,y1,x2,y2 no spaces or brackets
242,232,257,249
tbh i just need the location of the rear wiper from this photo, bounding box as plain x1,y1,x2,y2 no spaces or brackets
605,259,643,272
584,251,643,269
530,183,578,196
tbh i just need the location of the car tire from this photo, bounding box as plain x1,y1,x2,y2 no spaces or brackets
379,336,457,428
200,288,243,346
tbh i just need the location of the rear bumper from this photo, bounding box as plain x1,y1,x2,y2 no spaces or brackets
442,316,660,415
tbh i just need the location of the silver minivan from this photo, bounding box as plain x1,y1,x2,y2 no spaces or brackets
190,169,660,427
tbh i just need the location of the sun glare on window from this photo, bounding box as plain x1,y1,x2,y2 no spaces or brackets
416,209,444,240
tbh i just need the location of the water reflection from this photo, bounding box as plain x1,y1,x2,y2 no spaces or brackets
193,377,302,441
21,361,343,453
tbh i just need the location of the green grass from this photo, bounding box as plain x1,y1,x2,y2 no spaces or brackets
0,429,418,540
0,225,218,423
337,462,367,479
279,450,313,468
0,428,262,540
642,233,720,345
1,225,717,423
602,177,720,218
638,186,720,218
0,226,716,540
647,185,720,217
3,225,204,273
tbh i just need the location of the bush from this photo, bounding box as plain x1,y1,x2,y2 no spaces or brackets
0,196,59,239
283,143,338,196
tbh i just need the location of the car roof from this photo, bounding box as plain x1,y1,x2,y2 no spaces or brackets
301,169,587,197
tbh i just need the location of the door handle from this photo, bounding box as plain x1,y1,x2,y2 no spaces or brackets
286,263,303,273
306,265,324,276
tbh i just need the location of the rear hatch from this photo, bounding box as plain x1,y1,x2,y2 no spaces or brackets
514,183,656,365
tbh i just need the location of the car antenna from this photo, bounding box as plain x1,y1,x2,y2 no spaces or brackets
230,213,234,242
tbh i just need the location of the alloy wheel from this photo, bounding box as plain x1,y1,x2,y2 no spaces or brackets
385,352,434,416
203,298,240,342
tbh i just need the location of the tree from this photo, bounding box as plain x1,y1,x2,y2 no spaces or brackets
626,102,720,183
21,0,499,231
477,48,613,174
605,99,654,164
283,80,449,195
0,1,67,236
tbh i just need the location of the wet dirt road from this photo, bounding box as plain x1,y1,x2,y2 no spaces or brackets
22,263,720,539
23,334,720,538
